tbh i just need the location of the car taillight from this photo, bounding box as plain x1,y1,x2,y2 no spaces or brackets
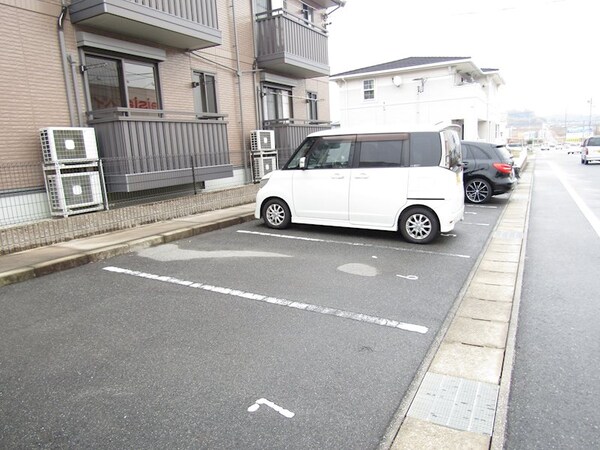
493,162,513,174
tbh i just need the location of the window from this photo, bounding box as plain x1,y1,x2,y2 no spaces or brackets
301,4,314,24
358,134,407,168
409,132,442,167
285,136,354,170
85,53,160,111
263,85,293,121
307,92,318,121
469,144,492,160
306,137,353,169
193,72,217,114
256,0,286,13
363,79,375,100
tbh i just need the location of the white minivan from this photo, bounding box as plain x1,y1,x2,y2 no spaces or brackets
255,125,464,244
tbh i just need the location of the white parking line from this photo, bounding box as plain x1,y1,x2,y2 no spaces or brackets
103,266,429,334
466,205,498,209
237,230,470,259
548,161,600,238
460,222,490,227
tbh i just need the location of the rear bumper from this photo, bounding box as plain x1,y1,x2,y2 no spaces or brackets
492,177,517,195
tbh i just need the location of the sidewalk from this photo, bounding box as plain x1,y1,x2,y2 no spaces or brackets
0,203,256,288
389,163,533,449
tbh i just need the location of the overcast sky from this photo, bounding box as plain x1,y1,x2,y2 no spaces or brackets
326,0,600,118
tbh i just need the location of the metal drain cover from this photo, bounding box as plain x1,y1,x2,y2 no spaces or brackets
407,372,499,435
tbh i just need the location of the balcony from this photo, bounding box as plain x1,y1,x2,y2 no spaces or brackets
88,108,232,192
256,10,329,79
263,119,332,162
69,0,221,50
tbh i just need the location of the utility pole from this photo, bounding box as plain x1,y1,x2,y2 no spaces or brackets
588,98,593,136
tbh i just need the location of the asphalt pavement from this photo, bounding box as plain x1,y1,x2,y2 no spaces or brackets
0,164,533,449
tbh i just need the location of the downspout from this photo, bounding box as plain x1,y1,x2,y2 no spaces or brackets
69,54,84,127
250,0,261,130
57,5,76,126
231,0,250,184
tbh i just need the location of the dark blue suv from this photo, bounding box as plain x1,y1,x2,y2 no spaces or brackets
461,141,517,203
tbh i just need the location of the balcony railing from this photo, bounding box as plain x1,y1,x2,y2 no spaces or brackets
256,10,329,79
69,0,222,50
88,108,232,192
263,119,332,162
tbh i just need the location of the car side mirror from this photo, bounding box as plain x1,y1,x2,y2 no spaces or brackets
299,157,306,169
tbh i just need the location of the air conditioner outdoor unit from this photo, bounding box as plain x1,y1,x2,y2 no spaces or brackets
46,171,104,215
40,127,98,163
251,130,275,151
252,154,278,182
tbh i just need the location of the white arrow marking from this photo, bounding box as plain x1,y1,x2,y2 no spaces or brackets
396,274,419,281
248,398,295,418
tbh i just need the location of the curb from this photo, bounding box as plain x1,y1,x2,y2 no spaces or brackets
386,162,534,449
0,213,255,288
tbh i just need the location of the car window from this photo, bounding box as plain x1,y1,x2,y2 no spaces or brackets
495,145,513,161
357,134,407,168
470,144,492,160
462,144,473,160
588,137,600,146
285,137,316,169
409,132,442,167
305,137,354,169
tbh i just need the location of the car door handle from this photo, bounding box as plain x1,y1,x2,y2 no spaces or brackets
354,173,369,179
331,174,344,179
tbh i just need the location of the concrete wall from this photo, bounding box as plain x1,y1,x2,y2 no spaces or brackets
335,66,505,142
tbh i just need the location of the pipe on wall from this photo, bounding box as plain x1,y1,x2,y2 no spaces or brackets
57,6,76,126
231,0,250,184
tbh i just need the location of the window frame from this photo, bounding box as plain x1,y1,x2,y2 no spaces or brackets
83,50,162,113
355,133,408,168
262,83,294,122
307,91,318,122
363,79,375,100
192,70,218,115
301,3,315,25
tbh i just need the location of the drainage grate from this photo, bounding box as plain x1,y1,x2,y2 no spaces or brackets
407,372,499,435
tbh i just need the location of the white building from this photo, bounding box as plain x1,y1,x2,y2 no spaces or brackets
330,56,506,142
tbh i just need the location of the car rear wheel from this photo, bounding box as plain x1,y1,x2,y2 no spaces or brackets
465,178,492,204
399,207,439,244
262,198,291,229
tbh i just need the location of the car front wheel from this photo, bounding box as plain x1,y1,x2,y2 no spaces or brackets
465,178,492,204
262,198,291,229
399,207,439,244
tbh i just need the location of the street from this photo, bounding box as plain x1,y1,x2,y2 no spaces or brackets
505,150,600,449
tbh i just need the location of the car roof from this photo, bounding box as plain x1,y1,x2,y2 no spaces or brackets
307,123,458,138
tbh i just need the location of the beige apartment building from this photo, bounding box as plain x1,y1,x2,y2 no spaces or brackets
0,0,342,225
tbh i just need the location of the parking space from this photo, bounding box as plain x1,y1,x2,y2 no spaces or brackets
0,199,506,449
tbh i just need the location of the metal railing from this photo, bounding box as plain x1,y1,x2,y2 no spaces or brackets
255,9,329,72
263,119,332,162
0,151,256,255
88,108,231,193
